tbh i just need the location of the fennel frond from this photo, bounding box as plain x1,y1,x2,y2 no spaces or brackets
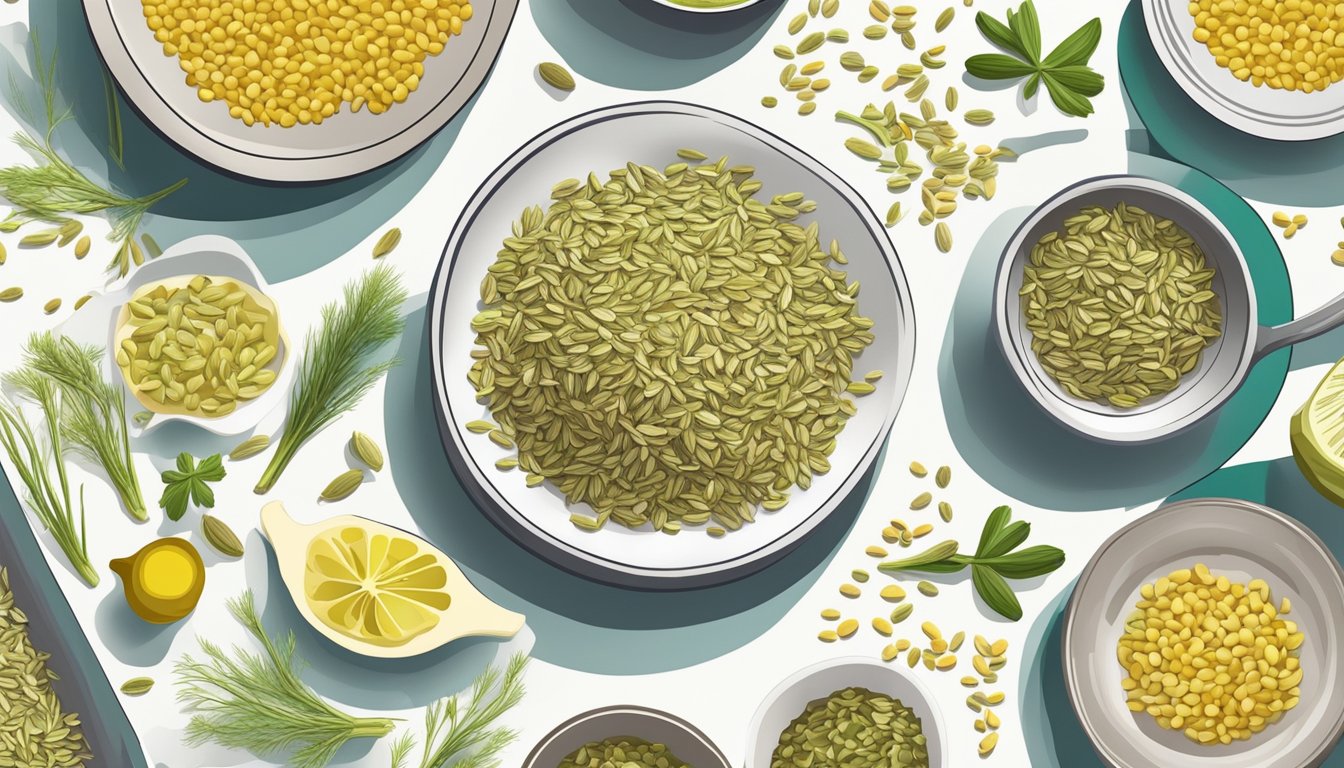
22,332,146,521
0,37,185,276
175,591,396,768
397,654,528,768
255,264,407,493
0,369,96,586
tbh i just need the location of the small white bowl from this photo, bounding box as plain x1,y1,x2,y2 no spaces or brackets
1065,498,1344,768
521,706,730,768
58,235,293,437
746,657,947,767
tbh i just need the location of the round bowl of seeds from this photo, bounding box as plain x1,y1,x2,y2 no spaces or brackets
995,174,1344,444
57,235,293,437
746,656,947,768
521,705,730,768
84,0,520,181
1064,498,1344,768
429,100,915,589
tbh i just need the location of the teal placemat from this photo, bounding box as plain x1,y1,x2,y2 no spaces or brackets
1117,0,1344,207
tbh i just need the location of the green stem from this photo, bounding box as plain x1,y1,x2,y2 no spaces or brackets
835,110,893,147
348,719,396,740
254,430,303,494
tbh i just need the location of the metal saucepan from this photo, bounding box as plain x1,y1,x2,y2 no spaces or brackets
994,175,1344,444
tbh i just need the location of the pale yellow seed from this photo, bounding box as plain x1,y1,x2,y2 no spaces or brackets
866,545,889,558
880,584,906,602
819,629,838,642
935,654,958,670
910,492,933,510
873,617,894,636
921,621,942,641
909,461,928,477
837,618,859,638
821,608,841,620
986,709,1001,729
840,583,861,598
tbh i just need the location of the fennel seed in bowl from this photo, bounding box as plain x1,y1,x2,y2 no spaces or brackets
1021,203,1223,408
468,153,876,535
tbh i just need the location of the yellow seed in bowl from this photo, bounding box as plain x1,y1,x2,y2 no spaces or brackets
143,0,473,125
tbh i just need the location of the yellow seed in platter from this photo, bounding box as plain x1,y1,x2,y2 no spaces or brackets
935,654,957,670
974,654,992,677
986,709,1001,729
935,465,952,487
872,617,894,636
1284,223,1299,238
880,584,906,602
883,526,901,542
1272,211,1291,227
950,631,965,652
910,492,932,510
975,719,987,732
538,62,576,91
43,298,61,314
818,629,838,642
975,634,993,656
990,638,1009,656
907,647,921,667
1293,214,1309,226
821,608,841,620
909,461,928,477
800,60,825,75
912,523,933,538
840,583,861,598
837,618,859,638
961,676,980,687
930,638,948,654
921,621,942,640
866,545,889,558
882,644,901,661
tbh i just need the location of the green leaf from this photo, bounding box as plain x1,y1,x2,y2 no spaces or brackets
1043,71,1095,117
1009,0,1042,64
975,506,1013,558
1024,72,1042,99
878,540,962,574
965,53,1038,80
974,545,1066,579
159,480,191,521
975,11,1033,63
1043,18,1102,68
1046,65,1105,96
981,520,1032,559
159,452,225,521
973,565,1023,621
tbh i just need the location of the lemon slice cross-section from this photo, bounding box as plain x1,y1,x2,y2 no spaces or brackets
304,526,453,647
1291,355,1344,507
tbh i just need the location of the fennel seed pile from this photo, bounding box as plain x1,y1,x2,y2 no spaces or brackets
771,686,929,768
1021,203,1222,408
559,736,691,768
0,568,92,768
469,151,876,535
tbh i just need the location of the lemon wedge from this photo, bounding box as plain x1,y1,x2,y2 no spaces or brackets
1291,355,1344,506
261,502,525,658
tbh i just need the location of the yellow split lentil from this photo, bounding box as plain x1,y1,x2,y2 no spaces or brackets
1188,0,1344,93
1117,563,1305,746
142,0,474,127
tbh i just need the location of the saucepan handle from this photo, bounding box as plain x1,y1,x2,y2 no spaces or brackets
1254,291,1344,362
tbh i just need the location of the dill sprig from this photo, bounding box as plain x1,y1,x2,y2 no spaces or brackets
0,38,185,276
0,372,96,587
176,591,397,768
255,264,406,493
389,654,528,768
23,332,146,521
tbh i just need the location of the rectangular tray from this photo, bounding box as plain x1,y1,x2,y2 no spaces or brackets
0,481,147,768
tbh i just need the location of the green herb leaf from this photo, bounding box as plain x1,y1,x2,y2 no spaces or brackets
160,452,226,521
981,519,1032,559
1043,71,1096,117
974,545,1067,579
975,506,1012,558
973,564,1023,621
1024,72,1042,99
1008,1,1042,64
1043,18,1102,68
965,53,1037,81
1046,64,1106,96
975,10,1032,62
398,654,529,768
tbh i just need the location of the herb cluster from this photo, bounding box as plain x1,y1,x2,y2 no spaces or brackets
965,1,1104,118
878,506,1065,621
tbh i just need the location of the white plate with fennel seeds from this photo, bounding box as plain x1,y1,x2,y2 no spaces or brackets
1064,498,1344,768
994,175,1344,445
521,705,731,768
428,101,915,590
745,657,947,768
83,0,519,182
1143,0,1344,140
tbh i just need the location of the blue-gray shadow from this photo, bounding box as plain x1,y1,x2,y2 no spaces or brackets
1289,328,1344,372
531,0,785,90
1116,1,1344,207
939,209,1219,511
1020,587,1107,768
92,584,187,668
0,479,147,767
4,6,476,283
384,305,870,674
